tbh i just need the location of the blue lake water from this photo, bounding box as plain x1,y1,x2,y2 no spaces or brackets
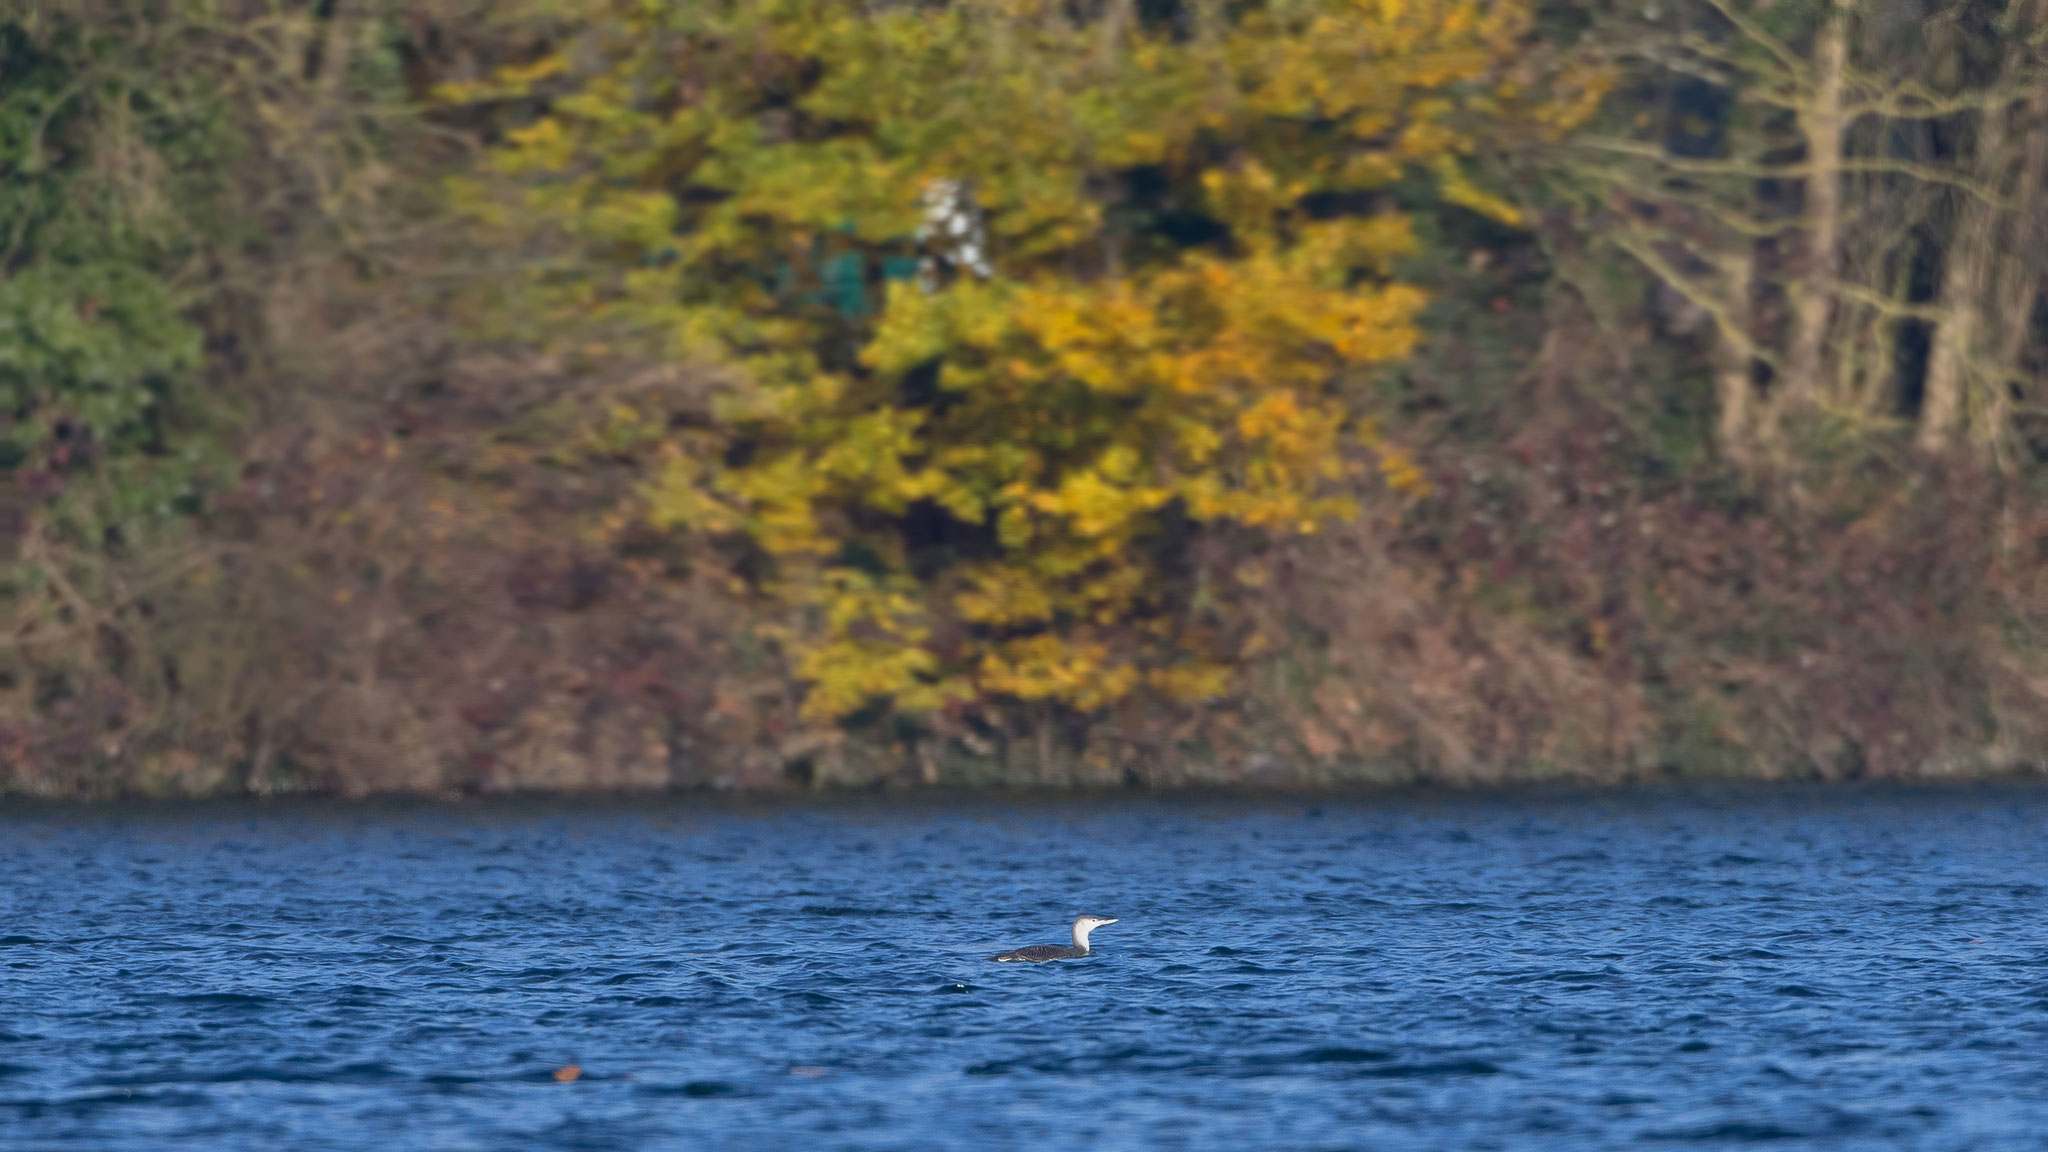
4,787,2048,1149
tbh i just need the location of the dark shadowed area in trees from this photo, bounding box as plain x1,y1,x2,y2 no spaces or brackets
2,0,2044,796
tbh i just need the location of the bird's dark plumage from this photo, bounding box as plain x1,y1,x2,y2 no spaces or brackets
990,944,1082,962
989,914,1118,962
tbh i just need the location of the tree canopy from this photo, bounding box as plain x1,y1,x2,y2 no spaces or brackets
456,0,1591,725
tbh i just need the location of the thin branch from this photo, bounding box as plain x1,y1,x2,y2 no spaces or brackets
1574,138,2014,205
1844,81,2041,122
1603,222,1781,373
1564,162,1809,239
1639,27,2040,121
1697,0,1810,85
1824,279,1950,321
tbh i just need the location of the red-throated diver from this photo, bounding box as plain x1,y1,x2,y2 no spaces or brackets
990,915,1119,962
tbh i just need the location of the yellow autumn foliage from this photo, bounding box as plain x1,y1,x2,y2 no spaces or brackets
454,0,1580,724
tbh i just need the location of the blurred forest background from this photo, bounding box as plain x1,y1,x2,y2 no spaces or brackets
3,0,2045,796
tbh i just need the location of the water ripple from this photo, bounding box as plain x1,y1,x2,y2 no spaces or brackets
2,787,2048,1147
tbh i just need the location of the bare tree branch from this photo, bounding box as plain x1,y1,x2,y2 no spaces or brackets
1574,138,2013,205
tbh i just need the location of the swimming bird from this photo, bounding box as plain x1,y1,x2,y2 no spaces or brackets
990,915,1119,962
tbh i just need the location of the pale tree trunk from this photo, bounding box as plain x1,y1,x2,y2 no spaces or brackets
1917,109,2006,455
1712,112,1770,471
1985,32,2048,465
1994,82,2048,374
1781,0,1849,418
1715,242,1760,471
1920,0,2047,463
1097,0,1135,63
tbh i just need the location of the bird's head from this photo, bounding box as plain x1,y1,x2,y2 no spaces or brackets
1072,915,1119,946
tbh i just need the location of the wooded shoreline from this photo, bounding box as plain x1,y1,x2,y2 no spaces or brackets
4,0,2044,797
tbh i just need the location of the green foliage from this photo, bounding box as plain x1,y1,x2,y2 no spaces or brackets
0,13,224,507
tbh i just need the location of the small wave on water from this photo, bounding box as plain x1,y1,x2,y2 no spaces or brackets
3,787,2048,1148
